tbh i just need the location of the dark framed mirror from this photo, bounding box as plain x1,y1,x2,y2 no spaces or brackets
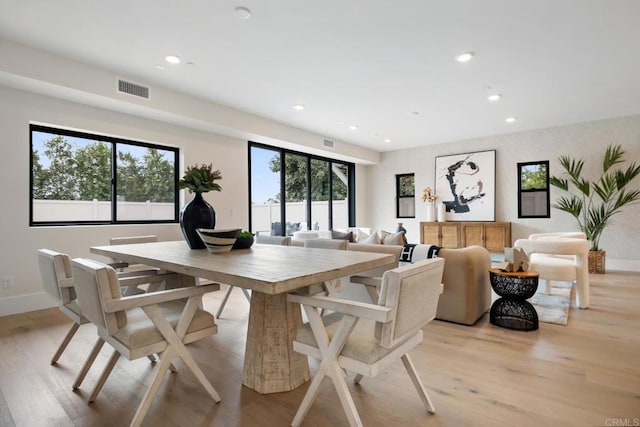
396,173,415,218
518,161,550,218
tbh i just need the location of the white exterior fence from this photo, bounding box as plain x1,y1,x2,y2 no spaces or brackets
33,199,349,230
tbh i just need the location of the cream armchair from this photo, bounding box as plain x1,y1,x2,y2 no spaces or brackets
287,258,445,427
514,236,590,308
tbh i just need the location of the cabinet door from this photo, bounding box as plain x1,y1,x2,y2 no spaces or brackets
421,223,440,245
462,223,484,247
440,223,460,248
484,223,510,252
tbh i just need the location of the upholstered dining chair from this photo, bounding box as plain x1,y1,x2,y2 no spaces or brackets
255,234,292,245
70,257,221,426
287,258,445,427
345,243,403,303
215,234,291,318
514,236,590,308
109,235,162,294
37,249,88,364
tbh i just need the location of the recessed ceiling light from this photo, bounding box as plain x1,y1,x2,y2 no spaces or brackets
505,117,517,123
384,138,392,143
234,6,252,19
338,121,345,125
165,55,181,64
293,104,305,111
487,94,501,102
455,52,474,63
154,65,165,70
348,125,359,131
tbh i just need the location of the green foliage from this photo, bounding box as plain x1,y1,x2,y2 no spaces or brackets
268,155,348,202
520,164,547,190
32,135,176,203
179,163,222,194
550,144,640,251
238,230,254,238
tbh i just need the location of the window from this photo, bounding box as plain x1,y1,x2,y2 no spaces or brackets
518,160,550,218
30,124,179,225
249,142,355,235
396,173,415,218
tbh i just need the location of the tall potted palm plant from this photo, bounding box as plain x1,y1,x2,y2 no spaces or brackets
550,144,640,273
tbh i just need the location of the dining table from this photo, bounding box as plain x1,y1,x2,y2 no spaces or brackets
90,240,396,394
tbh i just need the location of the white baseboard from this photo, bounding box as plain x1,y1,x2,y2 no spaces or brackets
606,258,640,272
0,292,56,317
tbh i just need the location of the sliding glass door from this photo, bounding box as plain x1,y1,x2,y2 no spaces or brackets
249,142,354,235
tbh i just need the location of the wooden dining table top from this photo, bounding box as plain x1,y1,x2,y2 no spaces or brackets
90,240,396,295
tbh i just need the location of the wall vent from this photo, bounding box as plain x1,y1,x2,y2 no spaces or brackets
117,79,150,99
323,138,335,148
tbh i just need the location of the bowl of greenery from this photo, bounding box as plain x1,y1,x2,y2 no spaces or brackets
232,230,255,249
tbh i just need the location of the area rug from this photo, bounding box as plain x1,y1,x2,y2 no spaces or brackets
529,282,572,325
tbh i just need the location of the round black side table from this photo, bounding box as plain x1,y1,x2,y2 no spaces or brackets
489,268,539,331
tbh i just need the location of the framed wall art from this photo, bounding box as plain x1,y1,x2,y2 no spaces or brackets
434,150,496,221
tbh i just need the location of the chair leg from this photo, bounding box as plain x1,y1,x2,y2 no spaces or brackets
51,322,80,364
401,354,435,414
292,364,330,427
88,349,120,403
130,347,177,427
215,285,235,318
73,337,105,390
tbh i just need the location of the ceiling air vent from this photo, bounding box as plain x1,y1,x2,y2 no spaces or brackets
117,79,150,99
323,138,335,148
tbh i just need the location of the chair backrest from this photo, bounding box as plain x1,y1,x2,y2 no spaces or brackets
71,258,127,335
109,235,158,245
514,237,589,260
256,235,291,246
304,239,347,250
346,243,402,277
375,258,445,348
528,232,587,240
37,249,75,304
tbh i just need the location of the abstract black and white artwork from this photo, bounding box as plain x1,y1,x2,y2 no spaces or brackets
435,150,496,221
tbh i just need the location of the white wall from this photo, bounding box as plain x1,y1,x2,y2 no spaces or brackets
0,86,247,315
0,85,372,316
367,115,640,271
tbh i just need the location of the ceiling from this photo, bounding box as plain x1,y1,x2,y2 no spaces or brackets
1,0,639,152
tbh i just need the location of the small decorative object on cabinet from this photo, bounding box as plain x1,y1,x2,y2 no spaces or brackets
421,186,438,222
179,163,222,249
396,222,407,235
437,203,447,222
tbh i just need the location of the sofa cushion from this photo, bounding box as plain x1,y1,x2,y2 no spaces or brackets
360,232,381,244
380,230,407,246
331,230,355,242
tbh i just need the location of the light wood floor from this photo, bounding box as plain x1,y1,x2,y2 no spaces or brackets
1,271,639,427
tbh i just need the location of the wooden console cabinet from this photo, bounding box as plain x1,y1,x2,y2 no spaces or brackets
420,221,511,253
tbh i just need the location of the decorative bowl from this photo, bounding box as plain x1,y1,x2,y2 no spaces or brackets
233,235,255,250
196,228,241,254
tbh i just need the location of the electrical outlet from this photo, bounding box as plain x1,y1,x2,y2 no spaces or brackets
3,276,15,289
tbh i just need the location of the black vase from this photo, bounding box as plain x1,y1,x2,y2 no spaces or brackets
179,192,216,249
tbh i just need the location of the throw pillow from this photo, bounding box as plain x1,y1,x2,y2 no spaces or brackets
354,228,370,243
359,231,381,244
400,244,417,263
380,230,407,246
331,230,355,242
